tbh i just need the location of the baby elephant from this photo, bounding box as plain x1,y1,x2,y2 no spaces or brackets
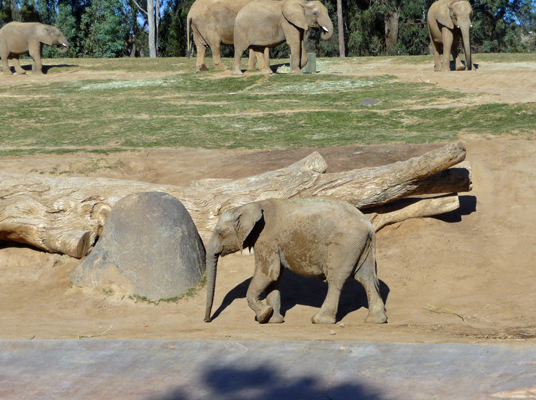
204,198,387,325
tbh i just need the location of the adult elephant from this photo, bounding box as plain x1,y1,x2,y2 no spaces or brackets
232,0,333,75
187,0,268,72
0,22,69,76
427,0,473,71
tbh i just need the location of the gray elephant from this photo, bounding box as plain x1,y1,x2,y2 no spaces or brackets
204,198,387,325
187,0,269,72
427,0,473,71
0,22,69,75
232,0,333,75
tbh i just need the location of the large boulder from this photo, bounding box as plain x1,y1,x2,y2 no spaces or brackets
70,192,205,300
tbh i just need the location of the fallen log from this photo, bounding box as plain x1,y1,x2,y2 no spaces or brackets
0,141,471,258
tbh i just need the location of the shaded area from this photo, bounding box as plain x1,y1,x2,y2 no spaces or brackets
211,269,389,323
8,63,78,74
157,364,383,400
1,340,536,400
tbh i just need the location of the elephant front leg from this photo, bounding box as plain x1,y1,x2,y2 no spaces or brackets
451,36,464,71
266,275,284,323
246,269,274,323
441,28,454,71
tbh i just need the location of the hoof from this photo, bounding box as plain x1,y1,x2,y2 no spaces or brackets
257,306,273,324
311,311,336,324
365,310,388,324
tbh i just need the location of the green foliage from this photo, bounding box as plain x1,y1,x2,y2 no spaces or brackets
159,0,194,57
79,0,128,57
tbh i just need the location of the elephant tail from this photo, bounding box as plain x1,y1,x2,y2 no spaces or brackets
187,15,193,58
355,232,380,291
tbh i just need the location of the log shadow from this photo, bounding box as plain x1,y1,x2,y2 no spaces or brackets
434,195,477,223
210,269,390,323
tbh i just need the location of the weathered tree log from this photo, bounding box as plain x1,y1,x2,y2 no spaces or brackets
0,141,471,258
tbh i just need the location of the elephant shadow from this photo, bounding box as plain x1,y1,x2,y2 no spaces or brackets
448,60,479,71
11,64,78,74
211,269,390,323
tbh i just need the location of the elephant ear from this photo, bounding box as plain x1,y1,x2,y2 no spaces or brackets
436,1,455,29
37,26,54,45
282,1,309,31
235,202,263,249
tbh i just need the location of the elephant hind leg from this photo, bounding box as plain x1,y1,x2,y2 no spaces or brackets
354,250,387,324
12,57,26,75
312,277,344,324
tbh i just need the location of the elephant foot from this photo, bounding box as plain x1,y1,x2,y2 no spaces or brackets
365,309,387,324
268,313,284,323
456,64,466,71
290,69,303,74
196,65,209,72
231,69,244,76
256,306,273,324
260,69,272,75
214,64,227,71
311,310,336,324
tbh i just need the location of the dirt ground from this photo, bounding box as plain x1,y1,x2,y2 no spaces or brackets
1,58,536,347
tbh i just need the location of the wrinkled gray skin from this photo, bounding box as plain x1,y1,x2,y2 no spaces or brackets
0,22,69,75
232,0,334,75
204,198,387,325
187,0,270,72
427,0,473,71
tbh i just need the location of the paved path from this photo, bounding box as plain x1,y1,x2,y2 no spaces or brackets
1,340,535,399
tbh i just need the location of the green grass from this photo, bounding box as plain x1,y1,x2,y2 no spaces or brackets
0,54,535,155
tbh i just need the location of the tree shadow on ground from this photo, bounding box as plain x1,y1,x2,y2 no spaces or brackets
155,363,385,400
210,268,390,323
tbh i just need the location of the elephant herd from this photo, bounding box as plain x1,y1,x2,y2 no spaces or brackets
0,0,473,76
187,0,474,74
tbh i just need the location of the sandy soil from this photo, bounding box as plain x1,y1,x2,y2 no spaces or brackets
1,58,536,347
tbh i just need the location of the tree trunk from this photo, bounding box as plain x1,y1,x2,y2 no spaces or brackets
147,0,156,58
0,142,471,258
385,10,399,50
337,0,345,57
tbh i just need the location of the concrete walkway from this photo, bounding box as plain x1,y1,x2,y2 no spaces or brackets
1,340,535,399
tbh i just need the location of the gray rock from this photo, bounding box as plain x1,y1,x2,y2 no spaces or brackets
359,98,380,106
70,192,205,300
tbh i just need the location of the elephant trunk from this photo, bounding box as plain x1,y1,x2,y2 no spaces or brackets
204,237,222,322
319,15,334,41
460,25,471,70
57,42,69,54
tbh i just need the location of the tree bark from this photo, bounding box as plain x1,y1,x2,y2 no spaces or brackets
385,10,399,50
0,142,471,258
147,0,157,58
337,0,345,57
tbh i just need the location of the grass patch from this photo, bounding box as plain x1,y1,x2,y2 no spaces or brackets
128,275,207,305
0,55,535,155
